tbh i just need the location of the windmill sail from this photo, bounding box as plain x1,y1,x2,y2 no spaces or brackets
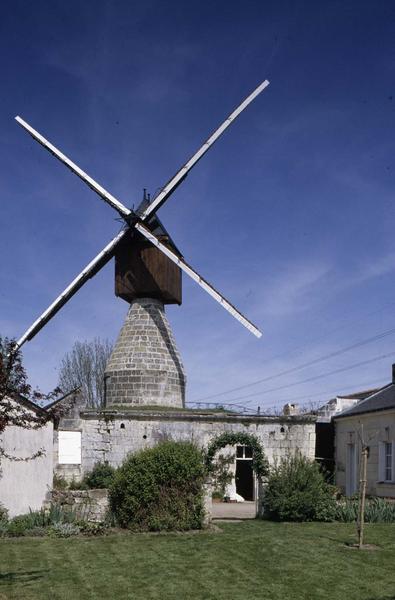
15,116,131,218
135,222,262,338
139,79,270,219
15,80,268,344
15,229,128,348
16,79,269,223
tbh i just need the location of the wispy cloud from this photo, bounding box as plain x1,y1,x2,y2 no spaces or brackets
255,260,331,317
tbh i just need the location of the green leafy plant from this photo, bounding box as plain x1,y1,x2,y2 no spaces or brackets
0,503,8,522
263,454,337,522
335,496,395,523
212,490,224,500
53,473,68,491
82,462,115,489
0,520,9,537
68,477,88,490
48,522,81,538
6,517,28,537
206,432,269,478
109,440,206,531
76,520,107,536
211,453,234,498
2,504,79,537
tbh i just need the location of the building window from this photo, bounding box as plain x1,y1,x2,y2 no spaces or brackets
384,442,392,482
379,441,394,482
58,431,82,465
236,445,253,459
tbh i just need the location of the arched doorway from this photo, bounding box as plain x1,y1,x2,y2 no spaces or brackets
206,432,268,519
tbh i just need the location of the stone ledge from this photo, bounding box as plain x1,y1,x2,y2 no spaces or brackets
80,410,317,424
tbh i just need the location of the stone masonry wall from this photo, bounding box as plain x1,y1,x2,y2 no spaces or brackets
48,489,109,522
77,412,316,476
105,299,186,408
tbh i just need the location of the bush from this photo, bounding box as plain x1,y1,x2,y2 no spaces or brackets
264,454,336,522
48,522,81,538
68,477,88,490
109,441,206,531
53,473,68,491
335,496,395,523
1,504,79,537
82,462,115,489
0,503,8,522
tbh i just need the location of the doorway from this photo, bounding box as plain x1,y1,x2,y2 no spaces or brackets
235,445,254,501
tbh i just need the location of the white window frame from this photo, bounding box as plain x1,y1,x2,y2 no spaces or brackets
58,430,82,465
378,441,395,483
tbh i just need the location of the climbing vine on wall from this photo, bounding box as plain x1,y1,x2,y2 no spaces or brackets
205,432,269,478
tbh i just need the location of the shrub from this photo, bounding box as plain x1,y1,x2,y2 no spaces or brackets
68,477,88,490
25,526,47,537
0,503,8,522
0,505,108,537
6,517,28,537
2,504,79,537
82,462,115,489
53,473,68,491
48,522,81,538
335,496,395,523
77,521,107,536
264,454,336,522
0,520,9,537
109,441,206,531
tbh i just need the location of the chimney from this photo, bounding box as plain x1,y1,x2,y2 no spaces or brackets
392,363,395,384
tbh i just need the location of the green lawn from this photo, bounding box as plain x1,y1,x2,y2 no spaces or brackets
0,522,394,600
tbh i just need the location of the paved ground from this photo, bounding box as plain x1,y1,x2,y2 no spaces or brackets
211,501,257,520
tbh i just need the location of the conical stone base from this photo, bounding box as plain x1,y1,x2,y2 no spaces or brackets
105,298,186,408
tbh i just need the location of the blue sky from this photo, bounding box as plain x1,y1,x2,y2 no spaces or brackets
1,0,394,410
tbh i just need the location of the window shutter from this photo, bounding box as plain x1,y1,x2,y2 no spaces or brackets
378,442,385,482
392,442,395,483
58,431,82,465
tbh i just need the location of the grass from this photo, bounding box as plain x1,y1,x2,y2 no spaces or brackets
0,521,394,599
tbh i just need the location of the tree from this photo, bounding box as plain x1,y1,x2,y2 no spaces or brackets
58,338,113,408
0,336,60,466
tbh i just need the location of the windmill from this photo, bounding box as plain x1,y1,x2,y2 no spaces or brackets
13,79,269,408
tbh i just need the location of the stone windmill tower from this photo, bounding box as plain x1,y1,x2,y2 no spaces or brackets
13,80,268,408
106,208,186,408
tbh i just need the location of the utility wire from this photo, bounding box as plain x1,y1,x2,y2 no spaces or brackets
192,325,395,403
224,351,395,406
215,376,388,409
189,376,387,410
266,299,395,365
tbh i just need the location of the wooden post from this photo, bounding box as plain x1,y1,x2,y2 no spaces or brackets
357,445,368,549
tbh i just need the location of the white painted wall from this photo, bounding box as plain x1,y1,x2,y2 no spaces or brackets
335,409,395,497
0,418,53,517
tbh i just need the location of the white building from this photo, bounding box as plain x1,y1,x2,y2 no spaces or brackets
334,365,395,497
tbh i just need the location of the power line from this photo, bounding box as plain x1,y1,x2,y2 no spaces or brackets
266,299,395,365
192,325,395,403
187,376,388,414
224,351,394,406
234,376,388,409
